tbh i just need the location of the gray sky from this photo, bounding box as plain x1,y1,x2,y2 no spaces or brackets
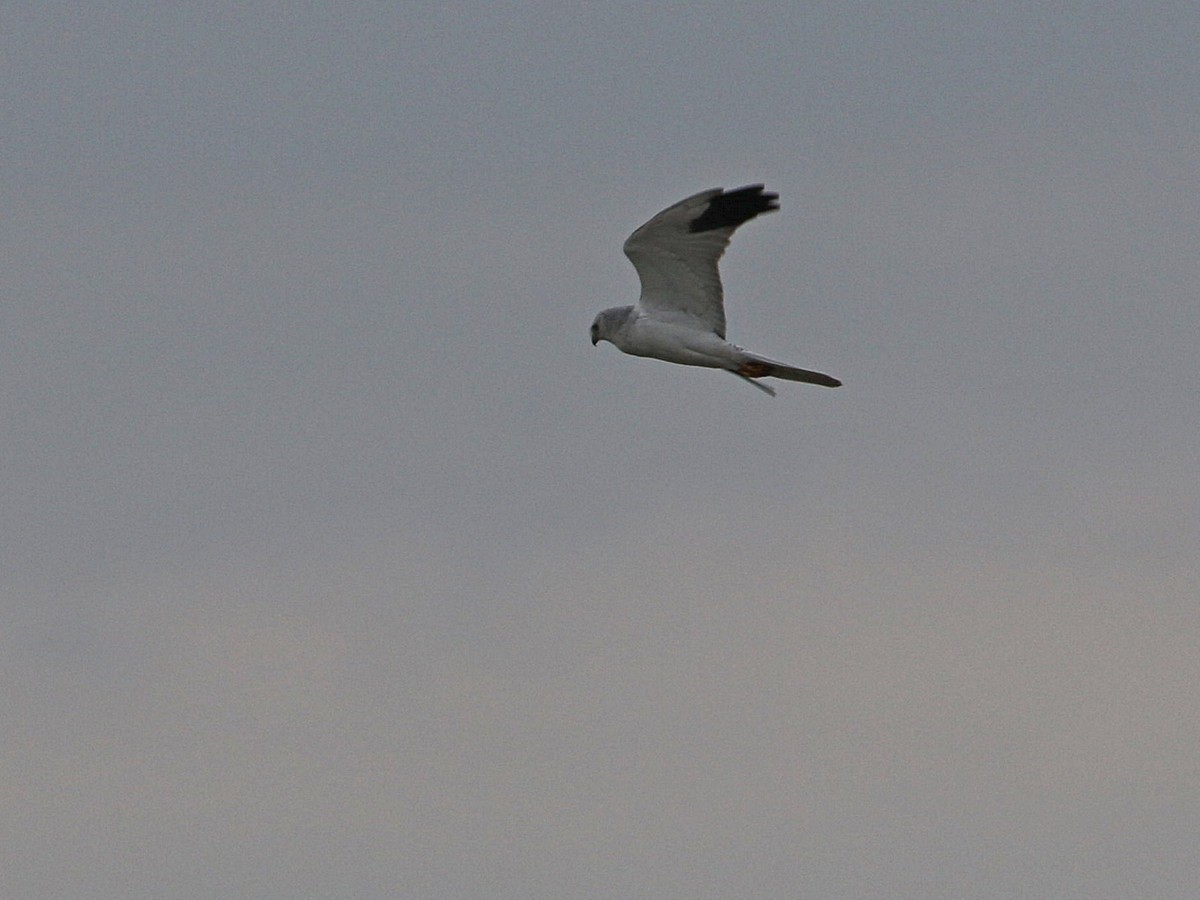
3,3,1198,898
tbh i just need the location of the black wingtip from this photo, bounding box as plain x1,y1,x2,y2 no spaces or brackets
688,184,779,233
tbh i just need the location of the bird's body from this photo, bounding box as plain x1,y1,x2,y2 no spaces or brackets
590,185,840,395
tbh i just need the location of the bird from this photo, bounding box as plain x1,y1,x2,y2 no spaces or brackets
589,184,840,396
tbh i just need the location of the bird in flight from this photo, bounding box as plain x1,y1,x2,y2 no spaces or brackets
590,184,840,396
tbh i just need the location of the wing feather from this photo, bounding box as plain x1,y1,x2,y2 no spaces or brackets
622,185,778,339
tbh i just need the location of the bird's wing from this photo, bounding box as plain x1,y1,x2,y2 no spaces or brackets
622,184,779,339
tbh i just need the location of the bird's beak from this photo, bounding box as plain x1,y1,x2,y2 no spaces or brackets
591,335,599,346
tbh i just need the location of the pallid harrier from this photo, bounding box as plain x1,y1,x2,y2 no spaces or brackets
590,184,840,396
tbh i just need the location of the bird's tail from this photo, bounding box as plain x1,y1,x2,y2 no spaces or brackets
734,353,842,390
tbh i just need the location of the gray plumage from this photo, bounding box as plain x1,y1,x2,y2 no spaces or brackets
590,185,840,396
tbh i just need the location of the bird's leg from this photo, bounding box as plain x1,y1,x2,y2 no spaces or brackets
736,361,773,378
731,372,776,396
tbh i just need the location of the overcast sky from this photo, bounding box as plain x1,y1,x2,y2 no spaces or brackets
3,3,1198,898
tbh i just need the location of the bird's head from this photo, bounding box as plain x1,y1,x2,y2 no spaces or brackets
590,307,631,347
